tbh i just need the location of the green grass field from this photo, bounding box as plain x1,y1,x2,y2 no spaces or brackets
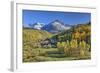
23,47,91,62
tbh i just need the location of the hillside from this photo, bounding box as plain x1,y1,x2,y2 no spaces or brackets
23,23,91,62
52,23,91,44
23,28,53,42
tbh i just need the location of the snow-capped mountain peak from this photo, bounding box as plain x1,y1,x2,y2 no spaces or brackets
42,20,71,33
33,23,45,30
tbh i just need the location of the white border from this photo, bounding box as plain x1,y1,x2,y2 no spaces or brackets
11,1,97,71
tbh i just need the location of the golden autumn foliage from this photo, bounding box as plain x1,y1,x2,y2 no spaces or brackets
23,23,91,62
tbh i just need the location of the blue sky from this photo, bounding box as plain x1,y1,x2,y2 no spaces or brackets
23,10,91,26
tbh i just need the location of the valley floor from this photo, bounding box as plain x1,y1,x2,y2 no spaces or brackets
23,48,91,62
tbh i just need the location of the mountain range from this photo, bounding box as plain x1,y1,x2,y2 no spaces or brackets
25,20,72,33
42,20,71,33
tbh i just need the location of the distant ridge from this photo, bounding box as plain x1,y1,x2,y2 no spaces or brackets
42,20,71,33
23,20,72,33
